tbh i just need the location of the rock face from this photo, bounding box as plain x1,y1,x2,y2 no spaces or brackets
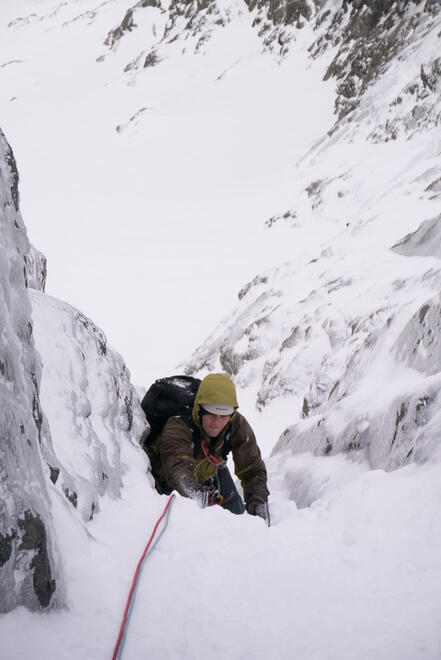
101,0,232,81
100,0,441,146
0,129,147,613
187,216,441,471
313,1,441,121
274,291,441,470
245,0,441,125
0,128,60,612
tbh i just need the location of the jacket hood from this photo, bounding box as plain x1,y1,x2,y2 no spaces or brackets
192,373,239,427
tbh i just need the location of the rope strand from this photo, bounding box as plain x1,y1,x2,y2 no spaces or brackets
112,494,176,660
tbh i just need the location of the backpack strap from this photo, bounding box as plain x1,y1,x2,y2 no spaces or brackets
222,430,232,460
191,426,201,456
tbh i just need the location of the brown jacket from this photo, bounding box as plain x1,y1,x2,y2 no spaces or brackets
157,412,268,503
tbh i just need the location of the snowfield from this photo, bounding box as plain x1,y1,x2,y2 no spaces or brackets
1,451,441,659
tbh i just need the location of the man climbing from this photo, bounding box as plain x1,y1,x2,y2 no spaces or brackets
145,373,269,519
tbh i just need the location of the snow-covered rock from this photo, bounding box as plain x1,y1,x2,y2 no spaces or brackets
0,128,60,613
29,290,147,524
246,0,441,125
184,0,441,471
392,213,441,259
0,128,148,613
101,0,233,80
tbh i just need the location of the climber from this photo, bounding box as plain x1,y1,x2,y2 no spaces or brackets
151,373,269,519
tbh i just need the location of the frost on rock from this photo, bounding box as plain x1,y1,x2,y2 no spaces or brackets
368,57,441,143
24,243,47,292
0,128,60,613
104,0,162,51
272,288,441,471
314,1,441,121
394,293,441,378
29,290,147,523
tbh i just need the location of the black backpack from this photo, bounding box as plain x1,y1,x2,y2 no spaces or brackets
140,375,201,494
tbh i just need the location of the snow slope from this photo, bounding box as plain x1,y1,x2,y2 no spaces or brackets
1,0,441,658
1,452,441,659
186,1,441,471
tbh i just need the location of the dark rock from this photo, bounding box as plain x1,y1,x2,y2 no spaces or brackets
124,393,134,432
419,305,430,323
105,8,136,49
282,327,300,350
104,1,162,50
391,402,408,446
301,396,310,417
0,531,15,568
238,275,269,300
265,209,297,228
219,347,242,376
314,1,440,120
18,511,56,608
64,488,78,508
144,50,160,67
48,465,60,484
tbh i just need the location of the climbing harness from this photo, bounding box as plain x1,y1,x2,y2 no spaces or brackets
112,494,176,660
200,472,233,508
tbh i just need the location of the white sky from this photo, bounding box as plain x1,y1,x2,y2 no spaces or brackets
0,0,336,386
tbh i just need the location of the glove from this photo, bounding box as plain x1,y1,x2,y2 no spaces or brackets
246,498,267,517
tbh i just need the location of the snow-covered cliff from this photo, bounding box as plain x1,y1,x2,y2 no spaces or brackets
0,128,61,612
184,0,441,470
2,1,439,524
0,129,147,613
30,289,147,524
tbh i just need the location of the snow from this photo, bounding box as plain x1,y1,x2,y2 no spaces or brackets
2,0,441,658
1,453,441,659
28,288,146,522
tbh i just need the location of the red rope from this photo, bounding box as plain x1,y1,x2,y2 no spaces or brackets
200,437,224,466
112,494,175,660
